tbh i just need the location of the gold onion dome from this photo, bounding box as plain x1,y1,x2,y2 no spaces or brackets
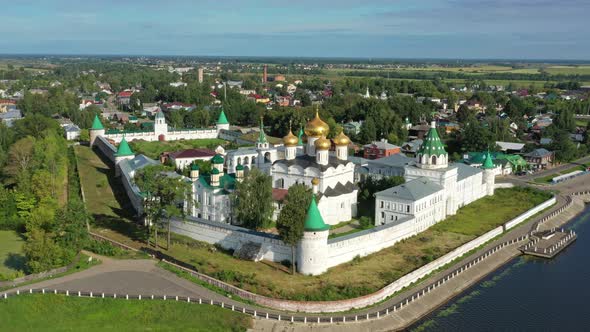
305,109,330,137
311,177,320,185
314,135,331,150
283,129,299,147
333,131,351,146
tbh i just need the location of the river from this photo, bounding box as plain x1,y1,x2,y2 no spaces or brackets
409,204,590,332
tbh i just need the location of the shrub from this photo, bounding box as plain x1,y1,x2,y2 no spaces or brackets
359,216,373,229
84,239,125,257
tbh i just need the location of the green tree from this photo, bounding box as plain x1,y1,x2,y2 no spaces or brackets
357,176,405,218
551,130,578,162
4,136,35,188
135,165,194,249
231,168,274,230
359,117,377,144
276,184,312,274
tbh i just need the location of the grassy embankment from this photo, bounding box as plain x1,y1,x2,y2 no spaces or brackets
0,294,251,332
76,143,552,301
129,138,226,159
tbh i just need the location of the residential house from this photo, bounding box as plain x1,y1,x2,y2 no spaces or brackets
0,108,22,127
408,124,431,139
247,94,270,104
64,124,81,140
524,148,554,170
401,139,423,156
495,141,525,154
343,121,362,135
169,82,187,88
117,91,134,105
363,139,401,159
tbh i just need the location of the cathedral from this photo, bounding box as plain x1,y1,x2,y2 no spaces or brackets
189,110,358,226
271,110,358,224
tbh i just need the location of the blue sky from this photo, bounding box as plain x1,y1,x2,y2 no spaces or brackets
1,0,588,59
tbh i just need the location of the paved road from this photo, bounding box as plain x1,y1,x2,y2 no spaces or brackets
3,175,589,331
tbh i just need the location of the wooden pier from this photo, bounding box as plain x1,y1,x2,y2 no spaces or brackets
520,229,577,258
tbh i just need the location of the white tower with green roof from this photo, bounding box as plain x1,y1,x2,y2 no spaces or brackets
416,121,448,170
89,114,105,147
114,136,135,176
297,192,330,275
216,108,230,132
481,150,496,196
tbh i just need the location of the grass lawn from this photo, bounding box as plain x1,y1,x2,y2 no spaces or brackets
0,231,26,278
0,294,251,332
74,145,147,247
129,138,227,159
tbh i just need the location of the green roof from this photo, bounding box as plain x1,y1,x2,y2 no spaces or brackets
116,137,134,157
304,195,330,232
418,122,447,157
191,163,199,171
198,173,236,191
482,151,495,169
155,111,165,120
258,118,268,144
217,109,229,125
297,127,304,146
236,163,244,171
91,114,104,130
211,168,220,174
211,154,224,164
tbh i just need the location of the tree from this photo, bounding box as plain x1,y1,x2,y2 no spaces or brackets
458,119,494,152
359,117,377,144
231,168,274,230
4,136,35,187
135,165,194,249
551,130,577,162
357,176,405,218
276,184,312,274
456,104,476,124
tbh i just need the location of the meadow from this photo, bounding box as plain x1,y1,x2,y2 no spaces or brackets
0,294,251,332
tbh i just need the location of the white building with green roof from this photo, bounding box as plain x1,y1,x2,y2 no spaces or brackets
375,121,495,230
89,109,230,145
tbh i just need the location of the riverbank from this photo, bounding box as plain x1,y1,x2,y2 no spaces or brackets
254,189,590,331
409,202,590,331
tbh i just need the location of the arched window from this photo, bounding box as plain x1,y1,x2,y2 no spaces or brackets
237,157,241,165
264,152,272,163
244,156,249,164
431,155,437,165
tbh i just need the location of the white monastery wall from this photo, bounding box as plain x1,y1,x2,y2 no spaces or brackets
504,196,555,230
94,136,117,163
170,218,291,262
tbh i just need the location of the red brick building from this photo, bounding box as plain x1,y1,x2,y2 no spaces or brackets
363,139,401,159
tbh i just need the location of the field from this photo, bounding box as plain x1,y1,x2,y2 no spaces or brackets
0,231,26,278
80,142,552,302
544,65,590,75
0,294,251,332
129,138,227,159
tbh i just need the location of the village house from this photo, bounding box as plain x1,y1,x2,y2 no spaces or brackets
363,139,401,160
